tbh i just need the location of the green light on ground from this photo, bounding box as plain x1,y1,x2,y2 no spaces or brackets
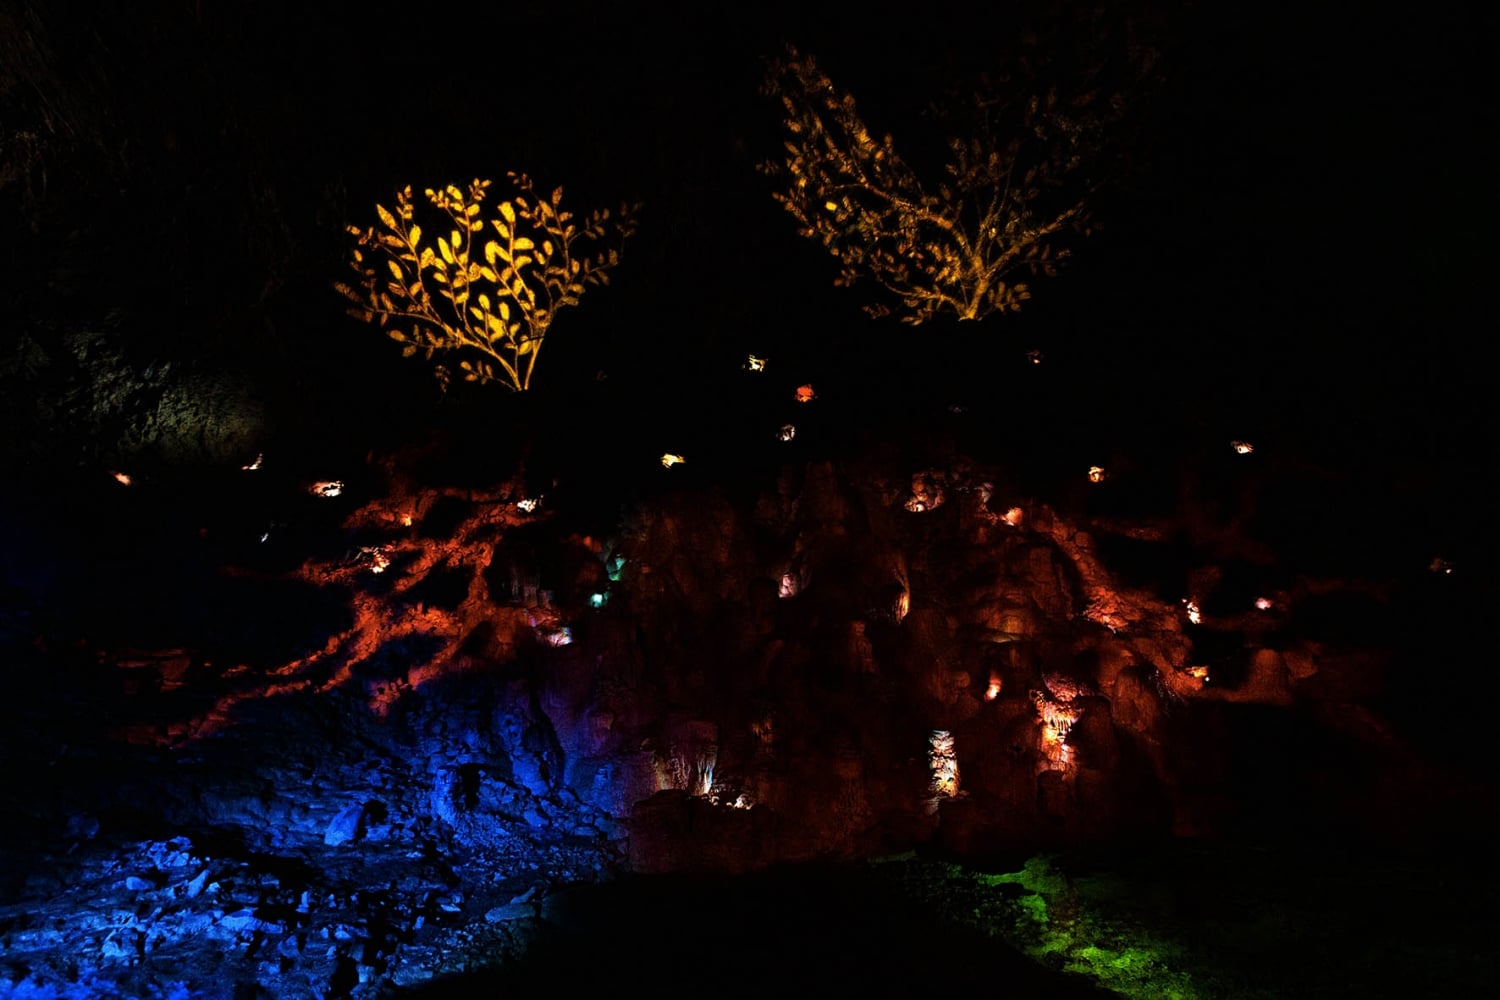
895,855,1206,1000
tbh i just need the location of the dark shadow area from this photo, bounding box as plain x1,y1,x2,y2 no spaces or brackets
398,863,1113,998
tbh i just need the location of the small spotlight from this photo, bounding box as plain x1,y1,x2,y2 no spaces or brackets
660,453,686,468
1087,466,1106,484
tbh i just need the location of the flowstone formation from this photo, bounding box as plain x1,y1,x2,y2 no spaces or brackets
1,438,1412,998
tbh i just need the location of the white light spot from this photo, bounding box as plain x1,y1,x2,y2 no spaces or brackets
241,453,263,471
1087,465,1106,484
929,730,959,799
309,480,343,498
1254,596,1273,611
1231,440,1254,455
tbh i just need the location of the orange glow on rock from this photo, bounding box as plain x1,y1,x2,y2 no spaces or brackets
1032,690,1079,768
795,384,816,403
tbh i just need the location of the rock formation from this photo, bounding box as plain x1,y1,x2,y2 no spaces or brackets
0,424,1437,997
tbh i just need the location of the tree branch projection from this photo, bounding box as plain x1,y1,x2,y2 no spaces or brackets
337,174,639,391
760,45,1115,324
126,464,562,745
